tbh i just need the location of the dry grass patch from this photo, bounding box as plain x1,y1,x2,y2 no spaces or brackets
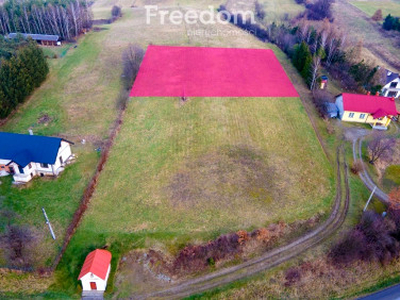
350,0,400,18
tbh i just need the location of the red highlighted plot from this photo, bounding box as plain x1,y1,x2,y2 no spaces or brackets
130,45,298,98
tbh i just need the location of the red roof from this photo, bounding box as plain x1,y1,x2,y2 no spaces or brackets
130,45,298,98
341,93,399,118
78,249,111,280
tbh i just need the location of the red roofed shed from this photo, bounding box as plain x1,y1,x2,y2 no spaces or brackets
78,249,111,291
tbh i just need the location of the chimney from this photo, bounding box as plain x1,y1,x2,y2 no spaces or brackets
367,91,371,96
28,129,33,135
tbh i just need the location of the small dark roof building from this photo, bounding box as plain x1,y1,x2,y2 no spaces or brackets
385,69,399,85
324,102,338,118
6,33,60,46
0,132,71,167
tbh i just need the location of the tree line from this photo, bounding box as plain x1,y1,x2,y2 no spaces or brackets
383,14,400,32
0,36,49,118
0,0,93,40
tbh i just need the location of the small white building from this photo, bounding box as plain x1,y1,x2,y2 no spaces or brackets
78,249,112,292
382,69,400,98
0,132,74,183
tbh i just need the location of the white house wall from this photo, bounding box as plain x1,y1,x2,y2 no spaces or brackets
10,142,72,183
52,141,72,174
80,268,110,291
383,78,400,98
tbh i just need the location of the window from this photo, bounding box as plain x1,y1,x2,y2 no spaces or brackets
0,166,4,169
359,114,366,119
40,163,49,168
349,112,355,118
390,82,398,88
59,156,63,164
388,91,398,98
28,163,32,169
18,166,24,174
9,167,14,174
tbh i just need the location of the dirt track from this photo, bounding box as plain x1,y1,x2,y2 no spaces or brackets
132,148,350,299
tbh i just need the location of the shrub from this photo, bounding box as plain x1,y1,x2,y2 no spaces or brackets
285,267,302,286
173,233,240,273
305,0,334,21
351,159,364,174
122,44,145,90
372,9,383,21
111,5,122,18
329,211,399,266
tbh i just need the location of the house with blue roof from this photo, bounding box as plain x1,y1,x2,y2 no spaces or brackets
0,132,73,183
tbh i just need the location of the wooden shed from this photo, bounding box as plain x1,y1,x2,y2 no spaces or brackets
7,33,61,46
78,249,112,292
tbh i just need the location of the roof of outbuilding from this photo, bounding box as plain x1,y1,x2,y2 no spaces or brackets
78,249,112,280
0,132,69,167
340,93,399,118
7,33,60,41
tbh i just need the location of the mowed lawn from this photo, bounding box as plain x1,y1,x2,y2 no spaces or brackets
350,0,400,17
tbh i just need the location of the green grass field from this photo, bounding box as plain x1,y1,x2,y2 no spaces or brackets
350,0,400,17
81,97,333,233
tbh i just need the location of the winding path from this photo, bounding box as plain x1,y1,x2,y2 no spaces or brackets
352,137,389,204
132,148,350,299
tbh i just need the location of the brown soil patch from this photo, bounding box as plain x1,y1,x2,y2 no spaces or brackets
167,145,277,209
37,114,53,126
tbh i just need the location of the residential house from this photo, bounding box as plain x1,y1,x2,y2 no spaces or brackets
0,132,73,183
6,33,61,46
382,69,400,98
335,93,399,130
78,249,112,293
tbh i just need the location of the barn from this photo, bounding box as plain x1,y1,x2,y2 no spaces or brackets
78,249,112,293
7,33,61,46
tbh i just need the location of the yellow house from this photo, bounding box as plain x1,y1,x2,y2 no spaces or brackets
335,93,399,130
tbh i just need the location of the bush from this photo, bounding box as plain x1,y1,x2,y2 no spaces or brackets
111,5,122,18
122,44,145,90
372,9,383,21
305,0,334,21
351,159,364,174
1,224,36,269
329,211,399,266
173,233,240,273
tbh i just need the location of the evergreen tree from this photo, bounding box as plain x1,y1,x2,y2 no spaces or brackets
0,40,48,118
292,41,312,82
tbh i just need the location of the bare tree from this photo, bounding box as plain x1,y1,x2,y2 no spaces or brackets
122,44,145,89
368,132,396,164
310,54,322,90
1,224,35,268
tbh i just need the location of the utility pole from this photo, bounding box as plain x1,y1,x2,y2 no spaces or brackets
363,186,377,212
